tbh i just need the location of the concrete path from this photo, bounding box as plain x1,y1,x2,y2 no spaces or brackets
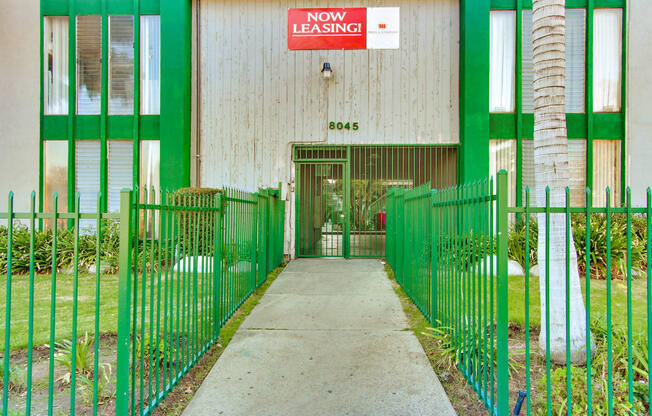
182,259,456,416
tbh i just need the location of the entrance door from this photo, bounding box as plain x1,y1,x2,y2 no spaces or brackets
294,145,458,258
296,163,347,257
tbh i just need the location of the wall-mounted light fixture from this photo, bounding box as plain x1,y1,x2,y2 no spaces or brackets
321,62,333,79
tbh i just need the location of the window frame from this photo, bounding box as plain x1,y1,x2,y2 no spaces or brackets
488,0,627,206
40,1,161,217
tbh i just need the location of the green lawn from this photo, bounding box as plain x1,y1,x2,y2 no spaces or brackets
507,274,648,334
0,270,258,352
0,274,120,351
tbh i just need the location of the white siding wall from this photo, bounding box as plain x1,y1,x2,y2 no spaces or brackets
627,0,652,207
198,0,460,191
0,1,40,211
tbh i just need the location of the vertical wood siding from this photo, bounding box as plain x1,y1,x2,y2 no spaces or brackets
199,0,460,190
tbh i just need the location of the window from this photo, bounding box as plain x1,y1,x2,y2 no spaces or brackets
521,10,534,113
109,16,135,115
522,140,586,206
521,9,585,113
592,140,621,205
44,141,69,216
593,9,622,112
565,9,586,113
44,17,69,115
140,140,160,192
141,16,161,115
489,139,517,206
76,15,102,115
108,141,134,212
75,141,101,229
490,11,516,112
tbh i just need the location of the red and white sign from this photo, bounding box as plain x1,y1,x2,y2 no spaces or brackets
288,8,367,50
288,7,400,50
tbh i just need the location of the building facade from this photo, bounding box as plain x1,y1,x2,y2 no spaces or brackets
1,0,650,257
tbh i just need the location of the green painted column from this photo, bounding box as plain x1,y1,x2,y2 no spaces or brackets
160,0,192,190
459,0,490,183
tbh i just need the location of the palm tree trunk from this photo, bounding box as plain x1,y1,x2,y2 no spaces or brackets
532,0,590,364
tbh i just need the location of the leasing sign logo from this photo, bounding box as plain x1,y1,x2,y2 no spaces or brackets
288,7,400,50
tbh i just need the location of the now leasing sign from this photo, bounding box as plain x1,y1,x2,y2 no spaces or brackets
288,7,400,50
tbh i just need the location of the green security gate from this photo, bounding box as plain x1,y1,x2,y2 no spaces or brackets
296,162,347,257
294,145,457,258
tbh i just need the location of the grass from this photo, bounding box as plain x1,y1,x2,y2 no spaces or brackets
0,273,120,351
0,268,274,352
507,274,648,334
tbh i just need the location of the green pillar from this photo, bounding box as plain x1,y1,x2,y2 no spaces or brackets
160,0,192,190
459,0,490,183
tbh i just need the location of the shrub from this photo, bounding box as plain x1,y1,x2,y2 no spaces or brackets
507,213,647,280
54,332,95,384
573,214,646,280
0,360,27,393
172,187,221,256
508,216,538,268
0,219,121,275
534,315,648,415
78,363,115,406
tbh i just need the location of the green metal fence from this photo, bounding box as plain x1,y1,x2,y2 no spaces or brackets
387,170,652,415
0,185,285,416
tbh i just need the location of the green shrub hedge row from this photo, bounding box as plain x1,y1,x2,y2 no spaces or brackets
508,214,648,279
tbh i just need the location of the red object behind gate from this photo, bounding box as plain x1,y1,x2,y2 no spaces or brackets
376,212,386,230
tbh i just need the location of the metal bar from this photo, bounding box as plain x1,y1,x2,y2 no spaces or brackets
47,194,59,416
495,171,509,415
606,187,614,415
69,194,80,415
26,192,36,416
92,193,102,416
2,193,13,416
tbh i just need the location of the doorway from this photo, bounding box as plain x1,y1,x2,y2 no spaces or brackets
294,145,457,258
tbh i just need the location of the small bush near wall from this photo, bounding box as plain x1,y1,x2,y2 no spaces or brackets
508,214,648,280
171,187,222,256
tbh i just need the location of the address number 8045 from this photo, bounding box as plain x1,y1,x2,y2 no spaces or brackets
329,122,359,131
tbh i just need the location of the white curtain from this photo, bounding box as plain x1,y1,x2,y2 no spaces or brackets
140,140,160,192
593,140,621,206
76,15,102,115
141,16,161,115
593,9,622,112
521,10,534,113
109,16,134,115
523,140,586,206
566,9,586,113
489,139,517,206
75,141,101,231
44,16,69,115
108,141,134,213
490,11,516,113
521,9,585,113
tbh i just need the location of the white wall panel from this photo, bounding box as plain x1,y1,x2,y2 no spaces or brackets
198,0,460,190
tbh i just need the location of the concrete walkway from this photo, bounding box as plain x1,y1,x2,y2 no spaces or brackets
182,259,456,416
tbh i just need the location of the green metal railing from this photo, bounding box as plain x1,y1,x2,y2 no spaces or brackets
387,170,652,415
0,185,285,416
387,174,507,414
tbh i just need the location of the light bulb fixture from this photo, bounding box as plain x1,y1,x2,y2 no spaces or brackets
321,62,333,79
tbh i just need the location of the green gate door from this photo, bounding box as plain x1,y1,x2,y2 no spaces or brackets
294,145,457,258
296,162,348,257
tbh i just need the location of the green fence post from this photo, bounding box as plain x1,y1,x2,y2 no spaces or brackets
115,189,133,415
213,193,222,341
495,170,509,414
